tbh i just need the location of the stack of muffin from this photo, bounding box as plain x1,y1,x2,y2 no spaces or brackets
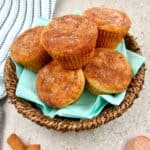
11,7,132,108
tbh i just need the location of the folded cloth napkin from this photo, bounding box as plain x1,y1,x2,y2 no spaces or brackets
13,17,145,119
0,0,57,99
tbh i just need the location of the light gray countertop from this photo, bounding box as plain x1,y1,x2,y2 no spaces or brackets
1,0,150,150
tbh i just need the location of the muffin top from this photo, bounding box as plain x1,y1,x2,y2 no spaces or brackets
84,48,132,93
10,26,48,62
10,26,51,72
83,7,131,33
41,15,98,56
36,61,85,108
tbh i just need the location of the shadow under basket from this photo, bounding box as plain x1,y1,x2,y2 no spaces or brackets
4,34,146,132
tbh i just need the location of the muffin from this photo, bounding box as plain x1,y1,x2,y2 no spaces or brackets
125,136,150,150
41,15,98,70
10,26,51,72
36,60,85,108
84,48,132,95
83,7,131,48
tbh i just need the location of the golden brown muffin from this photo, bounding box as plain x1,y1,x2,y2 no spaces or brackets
125,136,150,150
84,48,132,95
36,60,85,108
10,26,51,72
41,15,98,70
83,7,131,48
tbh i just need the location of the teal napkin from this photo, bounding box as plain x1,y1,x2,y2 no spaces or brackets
14,18,145,119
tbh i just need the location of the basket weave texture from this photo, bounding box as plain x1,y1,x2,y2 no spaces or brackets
4,34,145,132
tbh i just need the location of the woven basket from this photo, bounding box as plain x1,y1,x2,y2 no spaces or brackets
4,34,145,132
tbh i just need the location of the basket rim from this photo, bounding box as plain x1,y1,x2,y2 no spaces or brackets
4,34,145,132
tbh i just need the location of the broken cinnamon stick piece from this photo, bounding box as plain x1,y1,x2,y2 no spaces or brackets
7,133,26,150
26,144,41,150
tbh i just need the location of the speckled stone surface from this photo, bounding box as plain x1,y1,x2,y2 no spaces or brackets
1,0,150,150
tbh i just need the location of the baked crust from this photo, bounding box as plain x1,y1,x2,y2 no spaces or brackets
84,48,132,94
125,136,150,150
41,15,98,57
10,26,51,72
36,61,85,108
83,7,131,34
